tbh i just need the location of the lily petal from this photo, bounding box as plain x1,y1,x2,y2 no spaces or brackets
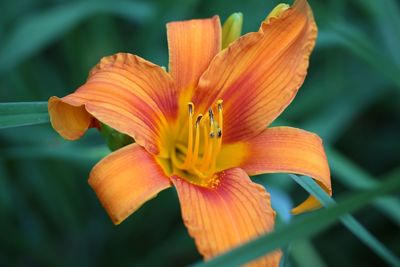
49,53,178,156
171,168,281,265
167,16,221,100
89,144,171,225
193,0,317,143
48,98,93,140
240,127,331,214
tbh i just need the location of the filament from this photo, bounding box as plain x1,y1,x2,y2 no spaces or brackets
173,100,224,180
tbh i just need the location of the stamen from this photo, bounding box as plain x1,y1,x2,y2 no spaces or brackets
196,114,203,126
202,123,209,161
217,99,223,113
201,137,214,172
208,108,214,123
217,128,222,138
207,100,224,176
182,102,194,168
200,122,210,169
188,102,194,115
192,114,203,165
216,100,223,153
173,100,224,181
198,109,215,172
208,108,215,138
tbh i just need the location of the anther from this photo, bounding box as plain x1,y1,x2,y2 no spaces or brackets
208,109,214,124
195,114,203,126
217,100,223,112
217,128,222,138
174,100,224,179
188,102,194,115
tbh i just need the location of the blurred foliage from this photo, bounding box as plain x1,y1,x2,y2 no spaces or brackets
0,0,400,266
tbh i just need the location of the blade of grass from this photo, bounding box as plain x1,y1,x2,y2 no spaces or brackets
192,173,400,267
290,174,400,267
327,146,400,226
290,240,328,267
0,102,48,128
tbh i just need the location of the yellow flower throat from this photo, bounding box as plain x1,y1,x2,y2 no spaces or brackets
171,100,223,187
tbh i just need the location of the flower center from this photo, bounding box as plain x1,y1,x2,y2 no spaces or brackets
171,100,223,186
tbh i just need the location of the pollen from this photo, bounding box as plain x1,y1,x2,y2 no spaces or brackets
171,100,224,183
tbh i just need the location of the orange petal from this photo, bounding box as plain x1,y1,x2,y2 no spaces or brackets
89,144,171,225
240,127,331,214
48,97,93,140
171,168,281,265
48,53,178,156
193,0,317,143
167,16,221,99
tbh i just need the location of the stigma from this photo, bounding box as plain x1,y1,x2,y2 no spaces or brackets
172,100,224,183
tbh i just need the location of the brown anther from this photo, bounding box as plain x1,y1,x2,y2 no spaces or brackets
208,109,214,123
217,100,223,112
217,128,222,138
188,102,194,115
195,115,203,126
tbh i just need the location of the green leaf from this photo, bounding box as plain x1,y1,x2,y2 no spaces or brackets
329,22,400,89
192,173,400,267
0,1,154,73
290,240,328,267
327,146,400,226
290,174,400,267
359,0,400,67
0,102,49,129
1,144,108,162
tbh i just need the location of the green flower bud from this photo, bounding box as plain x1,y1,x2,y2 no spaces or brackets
222,12,243,49
266,3,290,23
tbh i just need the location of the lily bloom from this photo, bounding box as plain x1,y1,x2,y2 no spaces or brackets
48,0,331,265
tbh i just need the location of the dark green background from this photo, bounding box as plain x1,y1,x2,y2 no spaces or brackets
1,0,399,266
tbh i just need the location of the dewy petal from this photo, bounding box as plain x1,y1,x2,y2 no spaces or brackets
89,144,171,225
167,16,221,100
48,53,178,156
240,127,331,214
192,0,317,143
171,168,281,266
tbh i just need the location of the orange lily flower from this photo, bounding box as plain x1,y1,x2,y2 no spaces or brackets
48,0,331,265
